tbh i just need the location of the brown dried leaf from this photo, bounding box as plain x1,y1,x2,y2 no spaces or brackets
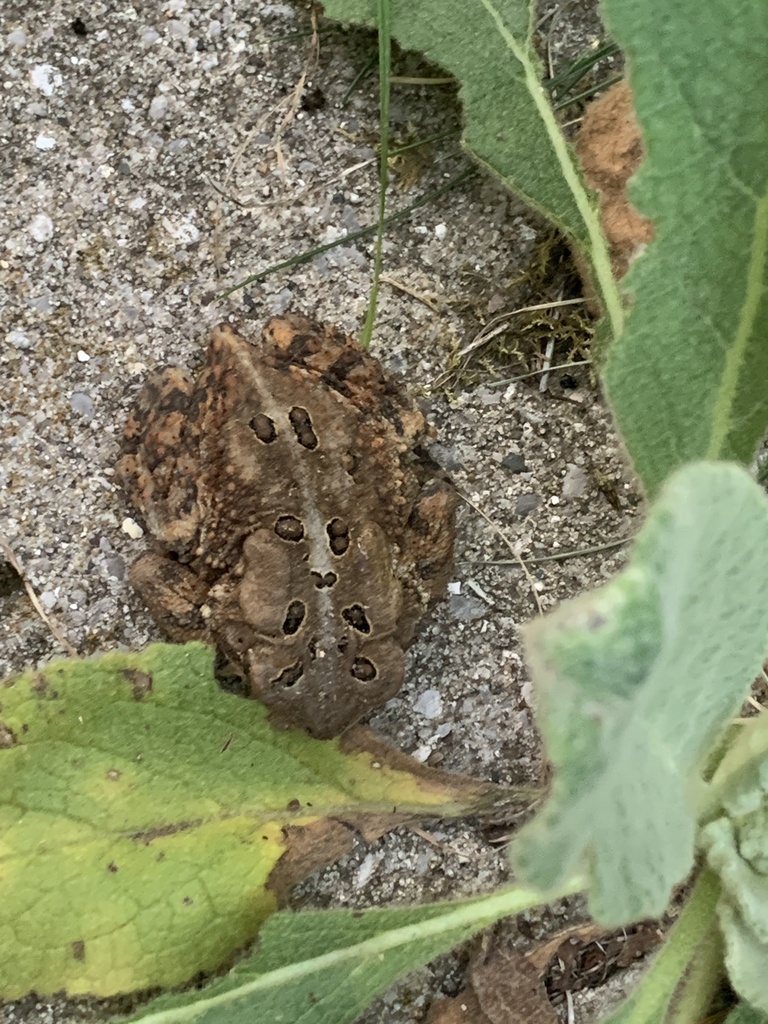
472,945,558,1024
427,989,488,1024
575,79,654,279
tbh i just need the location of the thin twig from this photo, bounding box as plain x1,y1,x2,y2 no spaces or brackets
539,334,556,393
0,538,77,657
456,297,585,359
207,125,455,215
380,273,440,311
539,283,565,392
463,534,633,568
389,75,455,86
210,24,320,273
490,359,590,387
216,167,476,298
360,0,391,348
458,493,544,615
273,12,319,176
566,990,575,1024
342,51,378,105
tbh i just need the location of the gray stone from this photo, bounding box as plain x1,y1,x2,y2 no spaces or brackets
515,492,542,517
501,452,527,473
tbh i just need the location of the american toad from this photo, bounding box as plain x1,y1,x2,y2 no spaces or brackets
117,314,456,738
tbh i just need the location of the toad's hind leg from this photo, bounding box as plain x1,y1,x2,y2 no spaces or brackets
128,552,211,641
399,479,457,631
117,366,201,557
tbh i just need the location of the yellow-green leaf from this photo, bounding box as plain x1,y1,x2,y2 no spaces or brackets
0,644,492,997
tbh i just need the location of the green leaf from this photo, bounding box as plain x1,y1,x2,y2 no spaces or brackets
319,0,621,330
713,899,768,1018
130,883,578,1024
0,644,490,998
511,462,768,923
725,1005,768,1024
701,715,768,1016
600,870,722,1024
601,0,768,495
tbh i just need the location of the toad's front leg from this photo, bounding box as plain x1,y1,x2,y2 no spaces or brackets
128,552,211,642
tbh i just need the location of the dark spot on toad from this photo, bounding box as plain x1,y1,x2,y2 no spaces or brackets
351,658,376,682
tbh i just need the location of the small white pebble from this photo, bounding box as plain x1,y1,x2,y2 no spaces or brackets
148,95,169,120
40,591,58,611
28,213,54,241
447,580,461,595
122,517,144,540
466,579,493,604
354,853,378,889
35,134,56,151
562,463,589,499
7,330,32,350
30,64,62,95
70,391,95,419
411,745,432,763
434,223,447,240
167,19,189,39
76,350,90,362
7,28,27,48
414,689,443,719
161,215,200,245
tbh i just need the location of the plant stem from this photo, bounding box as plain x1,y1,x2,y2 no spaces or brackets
478,0,624,339
216,170,476,300
605,869,722,1024
360,0,392,349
